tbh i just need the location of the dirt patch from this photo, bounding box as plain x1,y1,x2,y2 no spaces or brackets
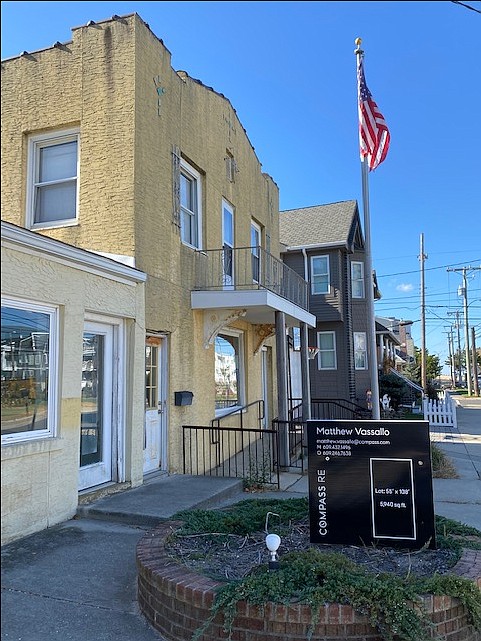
166,515,458,582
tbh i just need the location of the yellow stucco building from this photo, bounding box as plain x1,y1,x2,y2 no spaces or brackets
1,13,314,543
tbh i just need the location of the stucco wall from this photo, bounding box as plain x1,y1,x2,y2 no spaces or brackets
1,13,281,473
1,236,145,545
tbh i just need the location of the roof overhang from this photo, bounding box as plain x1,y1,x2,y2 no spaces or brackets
282,241,349,253
191,289,316,327
1,221,146,285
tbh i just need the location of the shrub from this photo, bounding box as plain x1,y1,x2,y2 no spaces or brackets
173,499,481,641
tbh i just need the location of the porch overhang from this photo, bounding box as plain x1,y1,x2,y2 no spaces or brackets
191,289,316,327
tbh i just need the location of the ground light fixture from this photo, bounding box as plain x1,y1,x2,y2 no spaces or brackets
265,533,281,570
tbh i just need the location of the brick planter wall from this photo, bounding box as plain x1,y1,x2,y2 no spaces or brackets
136,522,481,641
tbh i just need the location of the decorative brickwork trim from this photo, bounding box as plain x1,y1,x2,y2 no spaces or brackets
136,522,481,641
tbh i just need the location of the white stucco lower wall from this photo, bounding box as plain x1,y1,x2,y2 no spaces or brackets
1,223,146,545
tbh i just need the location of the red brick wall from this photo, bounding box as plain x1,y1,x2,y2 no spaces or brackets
136,522,481,641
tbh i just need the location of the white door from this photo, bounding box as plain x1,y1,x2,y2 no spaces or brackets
251,220,261,284
143,337,167,474
222,199,234,289
79,321,116,490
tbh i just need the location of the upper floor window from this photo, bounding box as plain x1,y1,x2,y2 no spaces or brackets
1,298,58,443
351,261,365,298
27,129,79,229
225,149,237,183
180,160,202,249
317,331,337,370
311,255,330,295
251,220,261,283
354,332,368,370
222,200,234,288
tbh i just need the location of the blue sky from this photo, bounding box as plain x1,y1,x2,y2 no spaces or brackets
2,1,480,376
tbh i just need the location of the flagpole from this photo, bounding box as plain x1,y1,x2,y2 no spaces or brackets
355,38,381,420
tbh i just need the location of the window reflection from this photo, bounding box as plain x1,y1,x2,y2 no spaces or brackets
215,333,240,410
1,305,51,435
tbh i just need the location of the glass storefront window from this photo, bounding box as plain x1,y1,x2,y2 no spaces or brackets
1,301,57,441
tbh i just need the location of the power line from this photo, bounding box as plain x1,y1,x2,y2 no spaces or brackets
451,0,481,13
376,258,481,279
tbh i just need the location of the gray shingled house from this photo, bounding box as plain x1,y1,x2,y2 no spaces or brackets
280,200,376,415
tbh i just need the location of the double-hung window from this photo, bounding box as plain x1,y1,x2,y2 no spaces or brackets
351,261,365,298
180,160,202,249
1,298,58,443
222,200,234,288
354,332,368,370
27,129,79,228
317,331,337,369
251,220,261,283
311,255,330,295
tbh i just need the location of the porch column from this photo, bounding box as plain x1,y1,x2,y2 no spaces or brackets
275,311,289,467
300,322,311,420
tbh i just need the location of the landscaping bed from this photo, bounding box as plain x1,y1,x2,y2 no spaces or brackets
137,497,481,641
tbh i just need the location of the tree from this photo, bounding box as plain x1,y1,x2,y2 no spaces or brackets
405,348,442,384
378,373,409,410
426,352,442,381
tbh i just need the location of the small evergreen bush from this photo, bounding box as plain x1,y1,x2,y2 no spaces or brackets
173,499,481,641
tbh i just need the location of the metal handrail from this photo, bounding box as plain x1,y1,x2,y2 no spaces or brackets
211,399,265,430
193,246,308,310
288,397,372,421
182,423,280,488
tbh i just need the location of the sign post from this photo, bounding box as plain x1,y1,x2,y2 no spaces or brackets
307,420,436,549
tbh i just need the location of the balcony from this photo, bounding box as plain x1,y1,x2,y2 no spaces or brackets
191,246,315,327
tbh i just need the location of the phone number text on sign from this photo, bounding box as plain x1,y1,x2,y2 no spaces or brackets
316,438,391,458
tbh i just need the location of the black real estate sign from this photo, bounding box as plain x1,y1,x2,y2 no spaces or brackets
307,420,436,549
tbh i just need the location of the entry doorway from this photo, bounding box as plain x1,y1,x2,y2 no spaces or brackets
79,319,123,491
143,335,167,474
261,347,270,428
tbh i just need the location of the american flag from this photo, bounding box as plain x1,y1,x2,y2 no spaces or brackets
357,57,390,171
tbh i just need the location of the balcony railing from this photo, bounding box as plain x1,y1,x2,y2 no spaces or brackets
193,246,308,311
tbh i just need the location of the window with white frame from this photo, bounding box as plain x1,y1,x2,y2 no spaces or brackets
27,129,79,228
222,200,234,288
354,332,368,370
251,220,261,283
180,160,202,249
351,261,365,298
1,299,58,442
214,330,244,412
317,331,337,369
311,255,330,294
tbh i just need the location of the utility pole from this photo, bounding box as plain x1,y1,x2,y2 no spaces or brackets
444,327,455,388
419,234,427,393
449,330,455,389
461,268,472,396
472,326,480,397
447,265,481,396
455,311,462,386
447,311,463,386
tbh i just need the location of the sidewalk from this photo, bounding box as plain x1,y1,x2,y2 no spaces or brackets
75,394,481,530
429,393,481,529
2,398,480,641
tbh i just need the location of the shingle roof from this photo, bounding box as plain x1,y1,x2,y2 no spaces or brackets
279,200,359,248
